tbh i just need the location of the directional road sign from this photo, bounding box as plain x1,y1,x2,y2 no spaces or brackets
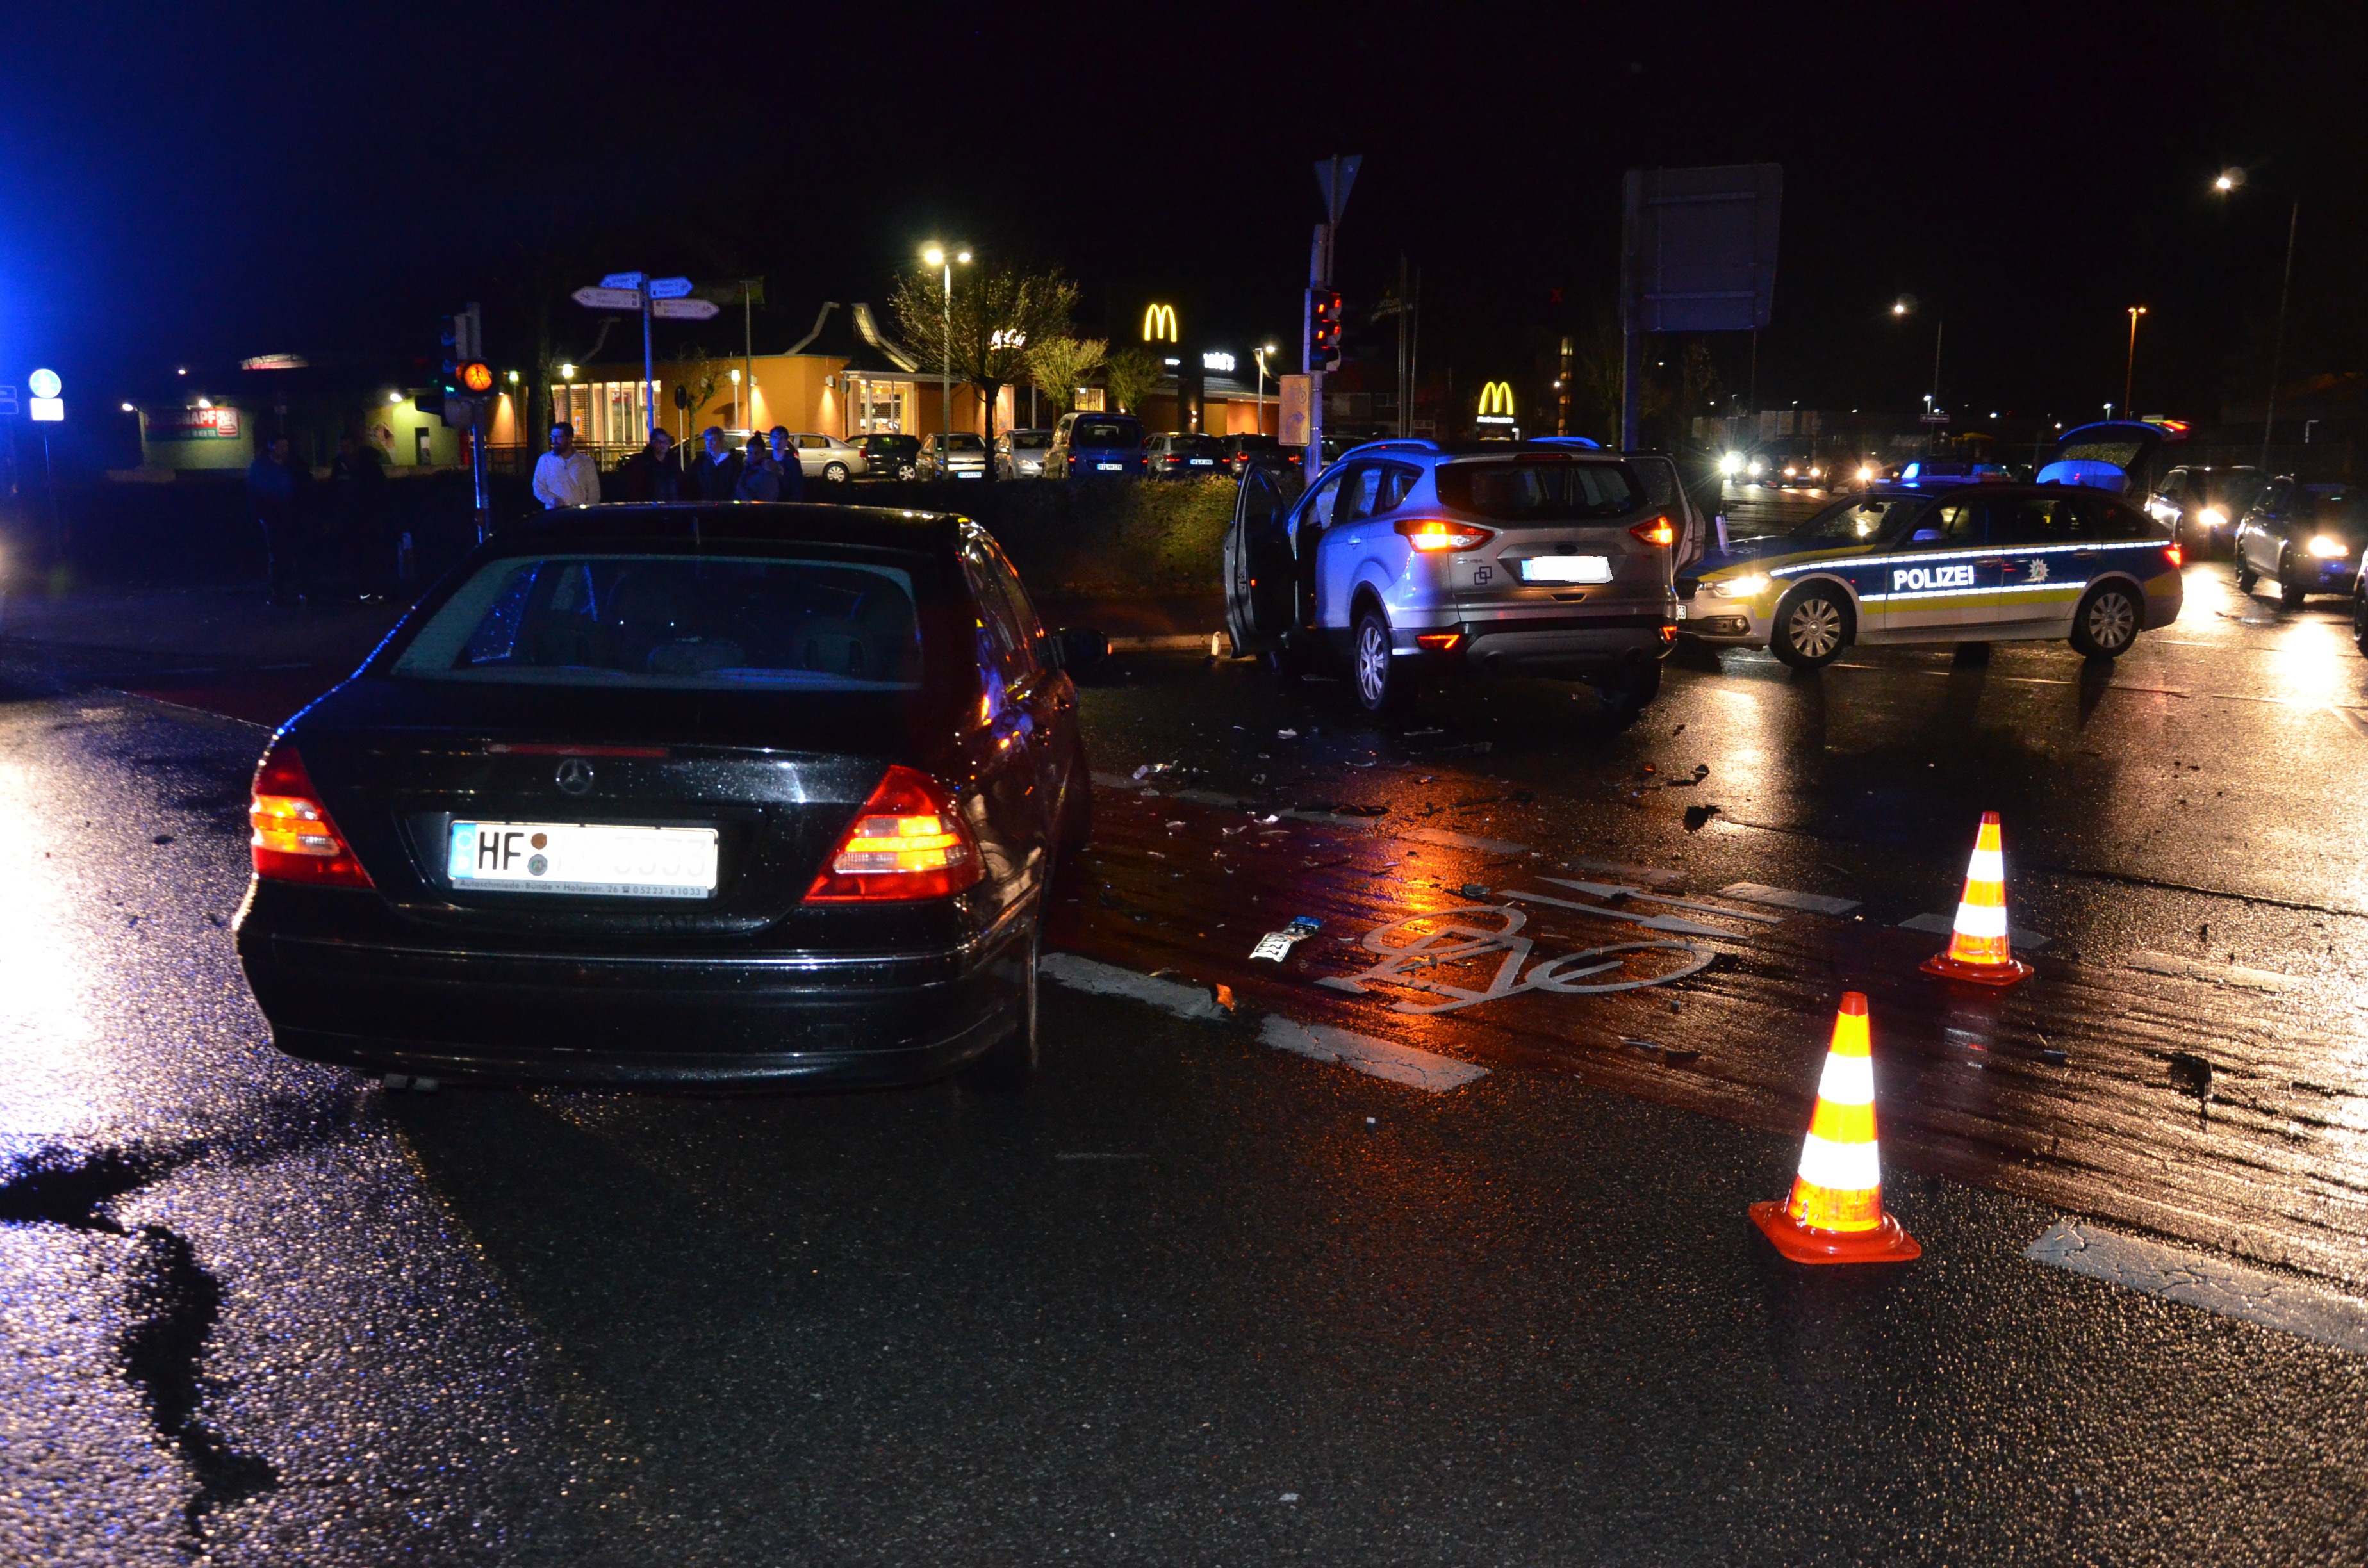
573,286,644,311
652,298,719,321
648,276,694,300
600,272,646,290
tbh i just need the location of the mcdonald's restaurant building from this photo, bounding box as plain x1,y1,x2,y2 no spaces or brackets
557,302,1016,462
1129,302,1280,438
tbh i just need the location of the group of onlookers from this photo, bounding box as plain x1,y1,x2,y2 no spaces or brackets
534,423,810,509
244,433,399,607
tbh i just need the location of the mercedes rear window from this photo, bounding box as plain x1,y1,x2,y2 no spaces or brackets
1435,459,1643,521
391,554,925,691
1073,421,1140,446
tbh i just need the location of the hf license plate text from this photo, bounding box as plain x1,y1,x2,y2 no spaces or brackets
448,821,719,899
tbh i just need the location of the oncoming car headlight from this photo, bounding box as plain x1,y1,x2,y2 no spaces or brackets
2196,506,2228,531
1747,457,1766,477
1706,573,1771,600
2307,534,2351,559
1720,451,1745,475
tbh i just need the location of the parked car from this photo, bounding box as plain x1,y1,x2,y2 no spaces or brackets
1047,412,1146,477
783,432,866,484
2147,464,2264,556
1219,433,1303,478
234,503,1097,1089
1144,432,1228,478
855,432,921,481
995,429,1053,479
1224,438,1686,719
2234,480,2365,608
919,432,989,480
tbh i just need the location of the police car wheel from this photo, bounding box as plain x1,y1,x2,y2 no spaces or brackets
2070,584,2140,659
1771,586,1850,669
1353,608,1417,715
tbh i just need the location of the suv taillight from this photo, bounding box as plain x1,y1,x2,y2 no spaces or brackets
1395,517,1494,552
1629,514,1678,548
249,744,374,886
804,765,983,902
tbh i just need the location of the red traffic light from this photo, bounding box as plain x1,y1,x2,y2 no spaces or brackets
459,361,495,393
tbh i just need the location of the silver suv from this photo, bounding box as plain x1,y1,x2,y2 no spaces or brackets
1224,439,1698,717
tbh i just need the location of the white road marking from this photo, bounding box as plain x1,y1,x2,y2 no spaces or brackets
1258,1015,1489,1092
2125,950,2301,993
1720,881,1861,917
2025,1221,2368,1355
1898,911,2050,950
2329,706,2368,742
1037,954,1231,1021
1540,877,1783,924
1506,886,1745,939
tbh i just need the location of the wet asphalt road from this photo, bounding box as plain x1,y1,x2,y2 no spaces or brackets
1,560,2365,1563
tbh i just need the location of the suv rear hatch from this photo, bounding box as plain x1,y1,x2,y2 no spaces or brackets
1436,454,1675,621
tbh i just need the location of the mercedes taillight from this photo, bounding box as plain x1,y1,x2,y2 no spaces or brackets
803,765,983,902
249,744,374,887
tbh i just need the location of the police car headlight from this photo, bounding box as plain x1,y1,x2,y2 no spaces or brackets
1706,573,1771,600
2308,534,2349,559
2197,506,2228,531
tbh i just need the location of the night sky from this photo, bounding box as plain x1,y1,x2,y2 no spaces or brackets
3,3,2360,442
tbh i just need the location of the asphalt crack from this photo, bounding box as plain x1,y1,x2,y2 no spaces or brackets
0,1145,279,1539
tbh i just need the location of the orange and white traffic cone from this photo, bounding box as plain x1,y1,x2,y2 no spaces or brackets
1920,810,2034,986
1750,992,1921,1265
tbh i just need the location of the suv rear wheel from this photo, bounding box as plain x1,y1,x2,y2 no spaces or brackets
1353,606,1418,715
1771,585,1851,670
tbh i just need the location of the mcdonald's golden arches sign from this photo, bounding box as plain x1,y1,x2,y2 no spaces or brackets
1142,303,1178,343
1476,380,1517,423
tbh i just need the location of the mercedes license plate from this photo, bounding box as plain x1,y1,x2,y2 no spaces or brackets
1517,555,1613,584
448,821,718,899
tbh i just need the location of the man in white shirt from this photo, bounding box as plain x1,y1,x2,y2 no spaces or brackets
532,422,602,509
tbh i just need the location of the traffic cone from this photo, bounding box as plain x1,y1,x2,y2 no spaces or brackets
1750,992,1921,1264
1920,810,2034,986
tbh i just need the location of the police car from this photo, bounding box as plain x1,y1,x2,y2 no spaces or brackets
1678,484,2182,668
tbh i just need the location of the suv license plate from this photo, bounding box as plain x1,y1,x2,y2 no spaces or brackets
1517,555,1613,584
448,821,718,899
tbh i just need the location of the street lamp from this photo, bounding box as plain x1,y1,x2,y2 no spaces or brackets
1890,295,1943,412
2212,166,2299,467
921,243,972,448
2124,306,2148,419
1254,343,1278,434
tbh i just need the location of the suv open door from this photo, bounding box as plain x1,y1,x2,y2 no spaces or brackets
1223,466,1294,656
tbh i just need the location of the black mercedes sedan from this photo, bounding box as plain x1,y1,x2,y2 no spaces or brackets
234,503,1092,1090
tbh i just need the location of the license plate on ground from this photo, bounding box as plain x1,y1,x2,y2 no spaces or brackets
1517,555,1613,584
447,821,719,899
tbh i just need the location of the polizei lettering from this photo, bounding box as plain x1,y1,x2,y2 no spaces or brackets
1893,563,1976,591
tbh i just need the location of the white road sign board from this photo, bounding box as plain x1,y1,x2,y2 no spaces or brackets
652,298,720,320
573,286,643,311
648,276,693,300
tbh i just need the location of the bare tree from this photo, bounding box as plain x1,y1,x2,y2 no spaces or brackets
1023,336,1108,417
889,263,1080,453
1103,347,1164,417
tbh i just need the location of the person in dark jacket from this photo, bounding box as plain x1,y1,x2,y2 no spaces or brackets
329,434,390,595
248,436,311,605
766,426,809,502
686,425,741,500
618,428,686,502
734,438,784,502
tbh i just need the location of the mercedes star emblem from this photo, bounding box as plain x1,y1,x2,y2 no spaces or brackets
554,758,595,796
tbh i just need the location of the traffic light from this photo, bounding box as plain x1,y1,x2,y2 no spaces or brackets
435,306,486,427
458,361,495,395
1310,289,1343,372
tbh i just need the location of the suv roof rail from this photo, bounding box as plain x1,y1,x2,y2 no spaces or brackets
1335,438,1441,461
1531,436,1604,450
